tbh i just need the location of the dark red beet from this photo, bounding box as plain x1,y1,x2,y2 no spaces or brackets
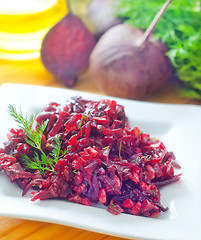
89,0,173,99
41,1,96,87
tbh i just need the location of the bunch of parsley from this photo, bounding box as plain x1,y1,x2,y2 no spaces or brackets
116,0,201,99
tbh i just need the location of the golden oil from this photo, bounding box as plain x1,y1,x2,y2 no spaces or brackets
0,0,67,60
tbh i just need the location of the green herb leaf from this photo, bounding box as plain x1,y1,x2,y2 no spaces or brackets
103,146,110,150
111,203,120,213
73,169,78,174
79,115,87,129
8,104,48,152
8,104,35,134
130,156,139,164
22,152,55,175
119,139,122,160
49,136,68,160
8,105,67,175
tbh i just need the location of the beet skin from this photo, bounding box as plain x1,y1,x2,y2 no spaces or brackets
41,13,96,87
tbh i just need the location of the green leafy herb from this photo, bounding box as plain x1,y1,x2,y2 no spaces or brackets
21,152,55,175
101,161,107,166
130,156,139,164
119,140,122,160
79,115,87,129
8,104,48,153
116,0,201,99
8,104,67,175
146,155,152,162
103,146,110,150
49,137,68,160
73,169,78,174
111,203,120,213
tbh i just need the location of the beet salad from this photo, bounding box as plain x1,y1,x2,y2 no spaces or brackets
0,96,181,217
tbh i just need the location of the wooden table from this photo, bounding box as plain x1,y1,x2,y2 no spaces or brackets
0,58,200,240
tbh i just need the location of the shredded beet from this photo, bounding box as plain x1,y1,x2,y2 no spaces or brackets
0,96,181,217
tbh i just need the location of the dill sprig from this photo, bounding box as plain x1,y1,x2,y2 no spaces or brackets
21,153,55,175
119,140,122,160
78,115,87,129
21,136,68,175
111,203,120,213
8,104,67,175
8,104,48,152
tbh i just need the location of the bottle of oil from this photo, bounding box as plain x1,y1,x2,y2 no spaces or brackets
0,0,67,60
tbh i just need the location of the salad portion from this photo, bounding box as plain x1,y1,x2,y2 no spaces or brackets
0,96,181,217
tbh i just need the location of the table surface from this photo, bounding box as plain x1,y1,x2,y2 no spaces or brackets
0,58,200,240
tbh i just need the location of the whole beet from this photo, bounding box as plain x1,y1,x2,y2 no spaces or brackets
41,1,96,87
87,0,122,39
89,0,173,99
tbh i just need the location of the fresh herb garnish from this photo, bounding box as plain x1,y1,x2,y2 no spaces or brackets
146,155,152,162
130,156,139,164
111,203,120,213
21,152,56,175
8,104,48,153
49,137,68,160
79,115,87,129
119,140,122,160
73,169,78,174
103,146,110,150
101,161,107,166
8,104,67,175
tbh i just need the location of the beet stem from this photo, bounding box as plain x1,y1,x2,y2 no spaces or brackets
66,0,72,14
141,0,171,45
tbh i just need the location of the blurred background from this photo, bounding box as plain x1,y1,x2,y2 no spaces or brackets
0,0,93,60
0,0,200,102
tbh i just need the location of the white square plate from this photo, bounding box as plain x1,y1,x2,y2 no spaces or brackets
0,84,201,240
